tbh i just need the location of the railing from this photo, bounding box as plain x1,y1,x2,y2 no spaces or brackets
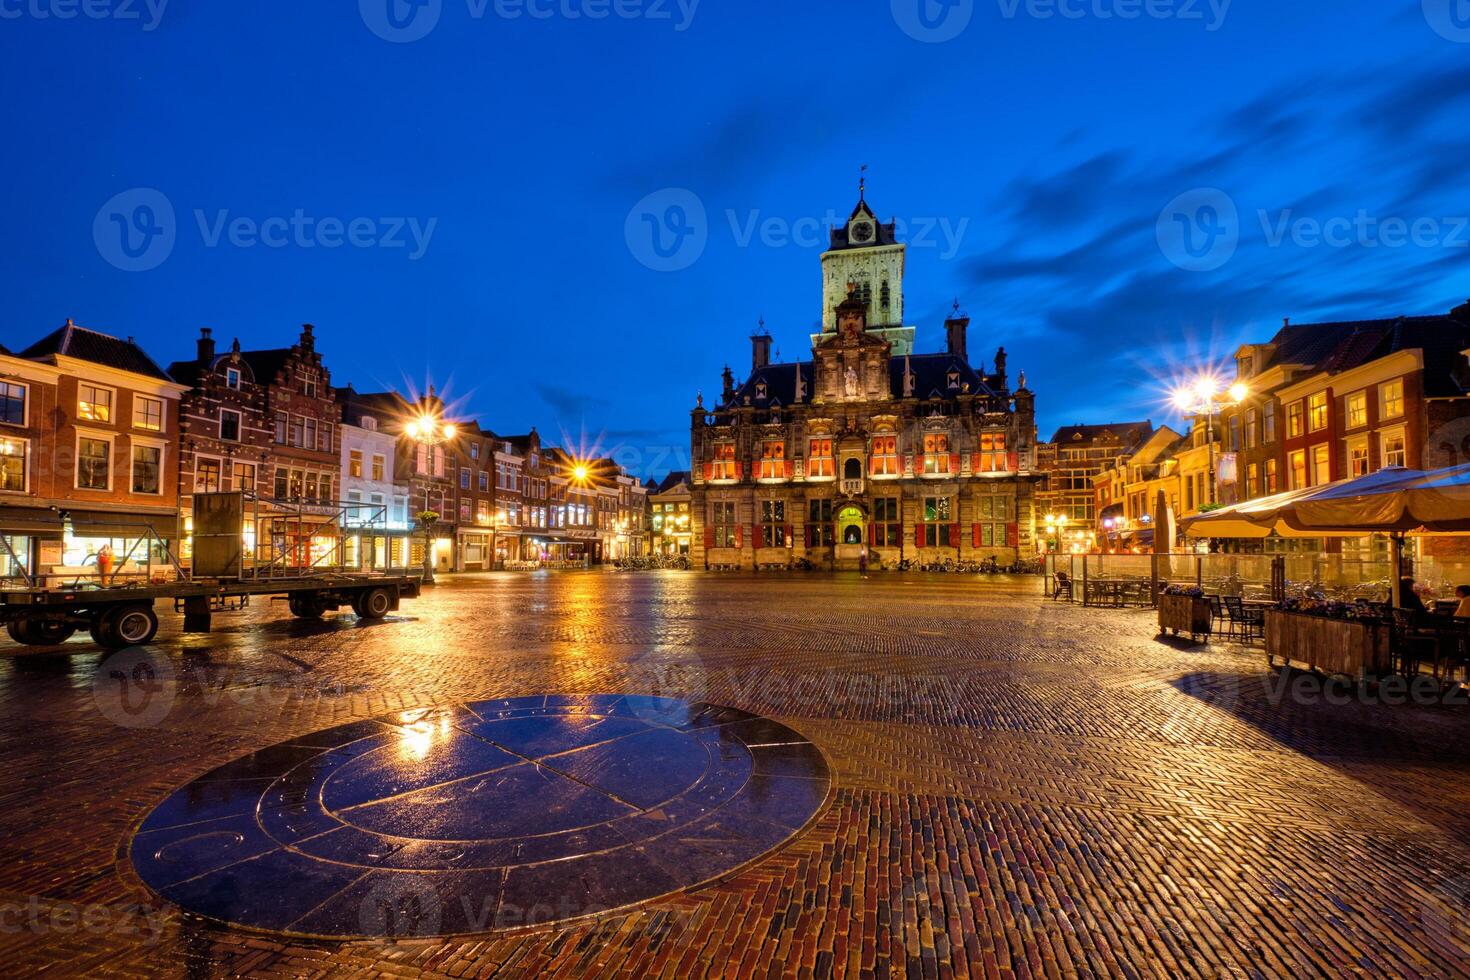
840,478,863,496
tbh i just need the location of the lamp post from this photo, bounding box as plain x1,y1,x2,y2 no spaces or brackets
1171,377,1248,508
1043,512,1069,553
404,412,457,585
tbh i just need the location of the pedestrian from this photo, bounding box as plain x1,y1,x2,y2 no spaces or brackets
1454,584,1470,619
858,548,868,577
1398,576,1427,614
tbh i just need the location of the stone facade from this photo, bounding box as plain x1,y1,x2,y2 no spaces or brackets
690,192,1041,570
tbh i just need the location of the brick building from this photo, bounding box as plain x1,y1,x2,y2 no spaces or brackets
4,321,187,581
1034,422,1154,537
689,190,1041,570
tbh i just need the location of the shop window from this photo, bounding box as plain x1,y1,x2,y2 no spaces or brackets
77,437,110,490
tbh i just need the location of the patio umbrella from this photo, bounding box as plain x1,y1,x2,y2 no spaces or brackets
1182,463,1470,605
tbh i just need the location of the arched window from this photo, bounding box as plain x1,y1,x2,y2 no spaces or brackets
844,457,862,480
880,282,891,310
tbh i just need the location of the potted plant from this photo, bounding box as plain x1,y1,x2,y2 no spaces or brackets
1263,599,1390,677
1158,585,1212,641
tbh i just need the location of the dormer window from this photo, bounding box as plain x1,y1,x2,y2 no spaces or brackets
361,416,377,431
225,367,241,390
756,381,768,399
947,370,961,389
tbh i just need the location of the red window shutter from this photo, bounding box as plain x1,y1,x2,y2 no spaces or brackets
972,453,982,473
703,462,713,481
785,459,794,479
784,524,792,547
804,524,812,548
869,522,876,546
1007,523,1019,548
734,524,742,549
950,453,961,474
1007,451,1019,472
949,523,961,548
915,523,925,548
972,523,982,548
704,526,714,549
734,462,743,481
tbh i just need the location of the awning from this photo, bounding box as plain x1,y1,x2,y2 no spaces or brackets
0,505,64,538
65,510,181,539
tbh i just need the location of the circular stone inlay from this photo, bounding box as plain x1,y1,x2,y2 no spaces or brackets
128,695,830,939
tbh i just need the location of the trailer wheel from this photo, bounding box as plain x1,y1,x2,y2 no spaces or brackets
288,595,326,619
96,605,158,648
352,587,393,620
6,619,76,646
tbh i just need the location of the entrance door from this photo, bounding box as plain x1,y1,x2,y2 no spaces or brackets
837,506,865,546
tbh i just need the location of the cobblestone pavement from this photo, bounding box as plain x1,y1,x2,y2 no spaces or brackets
3,572,1470,978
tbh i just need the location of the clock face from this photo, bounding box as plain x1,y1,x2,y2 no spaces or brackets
850,221,874,243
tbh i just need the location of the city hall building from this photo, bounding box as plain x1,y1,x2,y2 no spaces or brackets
689,190,1041,570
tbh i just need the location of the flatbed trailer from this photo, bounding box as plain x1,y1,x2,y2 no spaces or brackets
0,573,422,649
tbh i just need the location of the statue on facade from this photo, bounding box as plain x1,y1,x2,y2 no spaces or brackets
844,366,859,398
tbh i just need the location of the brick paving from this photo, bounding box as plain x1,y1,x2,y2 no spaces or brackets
3,572,1470,977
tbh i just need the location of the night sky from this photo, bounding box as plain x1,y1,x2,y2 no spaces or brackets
3,1,1467,478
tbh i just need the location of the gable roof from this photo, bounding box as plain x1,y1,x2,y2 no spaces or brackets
237,348,294,386
19,321,174,381
1047,421,1154,447
1266,312,1470,398
653,471,691,494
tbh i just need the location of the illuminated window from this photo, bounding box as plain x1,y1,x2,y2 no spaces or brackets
759,500,785,546
977,432,1008,472
1380,379,1404,419
195,458,221,493
349,450,363,478
1383,431,1406,467
1308,392,1328,432
711,501,737,548
1346,391,1367,428
233,462,255,493
1286,401,1304,438
711,443,738,481
1265,458,1279,494
78,384,112,423
134,395,164,432
759,440,786,480
808,439,834,479
922,433,950,474
1288,450,1307,490
0,438,26,491
870,435,899,476
1349,442,1369,477
77,436,110,490
1312,444,1330,485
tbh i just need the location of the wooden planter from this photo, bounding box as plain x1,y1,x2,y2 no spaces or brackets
1263,609,1391,678
1158,593,1212,640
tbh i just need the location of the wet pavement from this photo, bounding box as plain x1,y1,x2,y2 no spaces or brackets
4,572,1470,977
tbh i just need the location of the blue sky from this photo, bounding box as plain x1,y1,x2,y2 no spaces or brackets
2,1,1468,478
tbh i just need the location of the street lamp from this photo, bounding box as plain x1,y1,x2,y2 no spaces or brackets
403,410,458,585
1170,375,1248,508
1043,512,1069,553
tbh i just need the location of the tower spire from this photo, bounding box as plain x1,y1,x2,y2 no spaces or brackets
859,164,868,203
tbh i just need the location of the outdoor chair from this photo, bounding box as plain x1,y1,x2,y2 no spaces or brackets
1390,609,1440,677
1223,596,1263,642
1208,595,1228,638
1051,571,1073,602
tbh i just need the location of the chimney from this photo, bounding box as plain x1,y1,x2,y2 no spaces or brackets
994,346,1008,389
721,365,735,403
197,327,216,365
751,333,772,371
300,323,315,352
944,306,970,361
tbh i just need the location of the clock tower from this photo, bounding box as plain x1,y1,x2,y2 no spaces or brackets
817,179,914,355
